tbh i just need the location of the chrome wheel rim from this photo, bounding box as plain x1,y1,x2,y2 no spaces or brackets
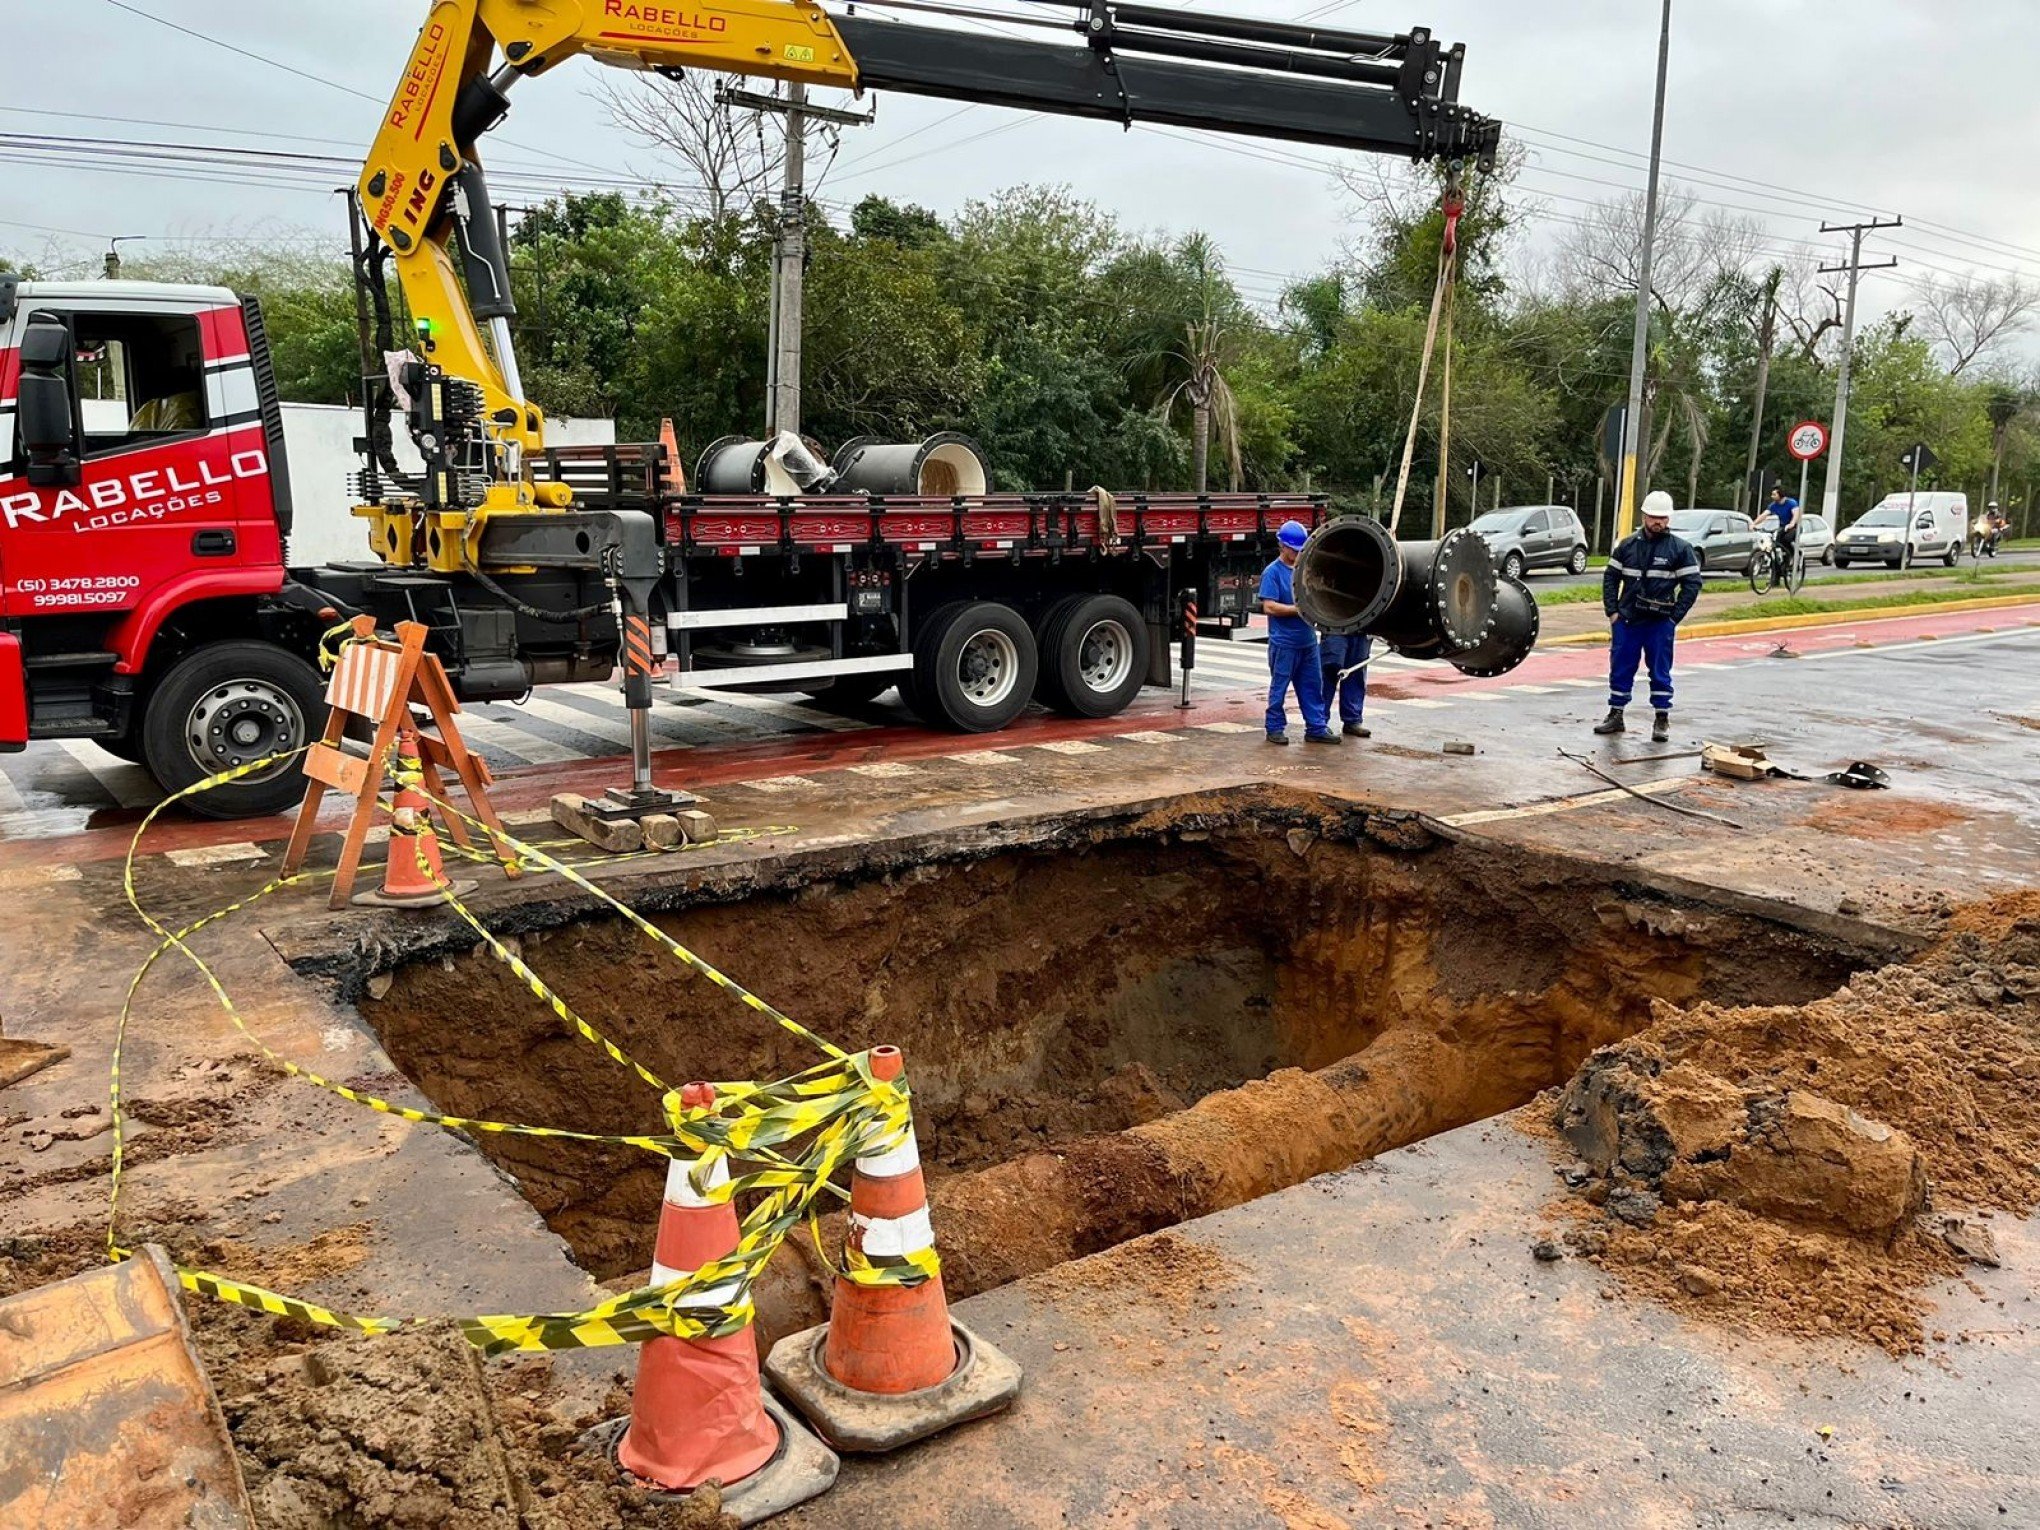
1074,619,1134,694
185,680,303,781
957,629,1020,707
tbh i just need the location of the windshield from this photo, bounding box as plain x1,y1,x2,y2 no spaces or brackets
1470,512,1523,531
1855,508,1909,527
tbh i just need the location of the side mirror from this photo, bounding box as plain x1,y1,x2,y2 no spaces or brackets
16,315,81,488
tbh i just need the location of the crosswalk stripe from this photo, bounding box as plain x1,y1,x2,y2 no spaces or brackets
56,740,157,808
1194,722,1260,734
744,775,821,793
453,713,579,766
846,762,921,779
678,688,868,733
1034,739,1107,755
0,764,26,815
166,842,267,868
497,694,638,750
946,751,1020,765
1118,730,1182,744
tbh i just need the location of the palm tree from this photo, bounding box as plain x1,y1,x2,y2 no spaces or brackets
1123,234,1250,493
1165,308,1246,493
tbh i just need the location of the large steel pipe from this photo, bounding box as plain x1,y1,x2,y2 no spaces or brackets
1449,574,1540,678
1367,527,1498,657
831,433,990,497
1292,516,1402,635
697,434,839,496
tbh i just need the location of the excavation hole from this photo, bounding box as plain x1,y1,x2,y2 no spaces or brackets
355,806,1882,1312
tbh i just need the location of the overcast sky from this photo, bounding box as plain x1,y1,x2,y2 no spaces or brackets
6,0,2038,350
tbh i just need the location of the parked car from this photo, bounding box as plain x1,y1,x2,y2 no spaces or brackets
1754,509,1835,564
1469,504,1591,578
1834,492,1968,568
1669,509,1759,574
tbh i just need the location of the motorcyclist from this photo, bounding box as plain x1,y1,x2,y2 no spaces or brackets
1972,502,2008,558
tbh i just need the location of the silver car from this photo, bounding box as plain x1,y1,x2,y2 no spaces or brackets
1469,504,1591,579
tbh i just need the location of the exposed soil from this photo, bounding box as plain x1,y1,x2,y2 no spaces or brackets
1806,794,1971,839
358,811,1881,1335
0,1218,736,1529
1542,890,2040,1352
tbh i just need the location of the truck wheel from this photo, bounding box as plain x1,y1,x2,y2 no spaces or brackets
910,601,1037,733
1030,595,1087,711
1038,594,1148,718
142,641,324,820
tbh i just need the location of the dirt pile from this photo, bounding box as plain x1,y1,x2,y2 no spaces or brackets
1556,1048,1929,1238
1542,892,2040,1352
219,1331,736,1530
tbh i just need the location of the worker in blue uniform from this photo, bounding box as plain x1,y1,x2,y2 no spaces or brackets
1596,490,1703,743
1319,631,1371,739
1259,520,1339,745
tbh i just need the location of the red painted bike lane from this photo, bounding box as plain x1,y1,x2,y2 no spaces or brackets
8,600,2037,872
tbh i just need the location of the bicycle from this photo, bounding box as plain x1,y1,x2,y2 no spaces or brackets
1747,532,1806,595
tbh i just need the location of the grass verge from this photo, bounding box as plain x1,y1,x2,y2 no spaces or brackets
1704,583,2040,624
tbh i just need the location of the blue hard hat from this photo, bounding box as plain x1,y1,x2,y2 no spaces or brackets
1278,520,1310,550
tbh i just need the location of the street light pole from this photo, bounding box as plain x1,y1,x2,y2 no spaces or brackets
1817,217,1902,522
1616,0,1672,541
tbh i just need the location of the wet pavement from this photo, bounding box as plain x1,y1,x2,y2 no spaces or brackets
2,598,2036,1527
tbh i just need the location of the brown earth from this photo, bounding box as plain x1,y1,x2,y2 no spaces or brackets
1805,794,1971,839
0,1216,732,1529
1542,891,2040,1352
362,820,1871,1299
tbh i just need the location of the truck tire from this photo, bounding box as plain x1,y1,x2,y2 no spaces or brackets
1036,594,1148,718
141,641,324,820
1030,595,1087,711
909,601,1037,733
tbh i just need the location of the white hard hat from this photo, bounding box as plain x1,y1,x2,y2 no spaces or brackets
1641,491,1675,520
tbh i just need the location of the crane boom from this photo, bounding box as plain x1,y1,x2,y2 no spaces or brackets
355,0,1501,528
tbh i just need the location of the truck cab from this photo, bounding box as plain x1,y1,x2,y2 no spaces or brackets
0,276,327,815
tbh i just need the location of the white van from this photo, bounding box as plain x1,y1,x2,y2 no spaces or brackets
1833,491,1969,568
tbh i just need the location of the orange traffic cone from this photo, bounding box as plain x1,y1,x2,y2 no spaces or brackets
604,1084,838,1523
766,1047,1023,1452
353,730,473,908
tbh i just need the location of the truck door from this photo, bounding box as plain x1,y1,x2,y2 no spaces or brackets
0,300,279,622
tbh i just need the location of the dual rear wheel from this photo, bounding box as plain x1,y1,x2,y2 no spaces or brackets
903,595,1150,732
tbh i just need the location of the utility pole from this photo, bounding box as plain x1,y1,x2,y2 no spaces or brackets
721,85,872,440
1817,217,1901,522
769,83,808,439
1616,0,1673,541
1739,267,1781,514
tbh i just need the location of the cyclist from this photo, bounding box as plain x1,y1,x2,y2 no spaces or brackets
1765,485,1802,570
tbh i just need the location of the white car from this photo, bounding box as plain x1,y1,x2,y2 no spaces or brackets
1755,510,1835,564
1834,493,1968,568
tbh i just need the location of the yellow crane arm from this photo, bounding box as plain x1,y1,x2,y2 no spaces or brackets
357,0,857,499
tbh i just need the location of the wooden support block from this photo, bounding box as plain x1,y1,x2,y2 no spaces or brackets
550,793,643,854
641,815,683,851
674,810,719,845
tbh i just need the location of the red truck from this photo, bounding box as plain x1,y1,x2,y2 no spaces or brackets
1,274,1322,818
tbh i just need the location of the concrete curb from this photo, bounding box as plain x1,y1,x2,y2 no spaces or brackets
1542,592,2040,648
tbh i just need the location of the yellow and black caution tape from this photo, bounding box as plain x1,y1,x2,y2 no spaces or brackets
110,709,936,1354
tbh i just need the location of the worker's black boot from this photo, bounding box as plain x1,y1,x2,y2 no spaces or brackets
1652,711,1671,743
1593,708,1625,736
